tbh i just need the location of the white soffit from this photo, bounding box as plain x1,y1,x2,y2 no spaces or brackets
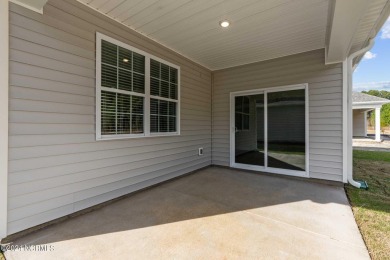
9,0,48,13
78,0,330,70
325,0,369,64
349,0,390,64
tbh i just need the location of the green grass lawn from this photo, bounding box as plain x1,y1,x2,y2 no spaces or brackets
0,243,4,260
345,150,390,260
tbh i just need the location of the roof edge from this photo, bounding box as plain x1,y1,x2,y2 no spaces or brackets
353,1,390,66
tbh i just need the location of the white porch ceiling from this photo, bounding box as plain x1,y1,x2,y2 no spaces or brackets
78,0,330,70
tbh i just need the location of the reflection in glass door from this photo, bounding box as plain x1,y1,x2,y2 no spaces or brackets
267,89,306,171
232,85,307,176
235,94,264,166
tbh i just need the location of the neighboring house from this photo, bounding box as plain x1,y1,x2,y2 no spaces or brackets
0,0,389,239
353,92,390,141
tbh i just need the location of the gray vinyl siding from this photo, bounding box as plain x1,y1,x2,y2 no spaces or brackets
212,49,343,182
8,0,212,235
353,110,366,137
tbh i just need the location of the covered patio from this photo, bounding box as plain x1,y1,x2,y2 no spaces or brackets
353,92,390,142
1,0,390,255
4,167,369,259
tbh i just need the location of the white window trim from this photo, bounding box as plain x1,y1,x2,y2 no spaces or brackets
96,33,181,140
229,83,309,178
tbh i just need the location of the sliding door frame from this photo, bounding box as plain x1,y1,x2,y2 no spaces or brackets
229,83,309,178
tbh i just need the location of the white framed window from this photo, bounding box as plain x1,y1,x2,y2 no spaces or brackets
96,33,180,140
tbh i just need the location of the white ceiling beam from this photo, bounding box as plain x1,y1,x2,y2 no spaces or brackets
9,0,48,14
325,0,369,64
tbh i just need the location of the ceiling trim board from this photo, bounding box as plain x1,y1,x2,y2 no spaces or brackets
9,0,48,14
325,0,369,64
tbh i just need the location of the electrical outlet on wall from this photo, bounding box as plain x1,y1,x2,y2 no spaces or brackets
198,147,204,156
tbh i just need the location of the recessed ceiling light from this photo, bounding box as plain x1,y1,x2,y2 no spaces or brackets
123,58,129,63
220,20,230,28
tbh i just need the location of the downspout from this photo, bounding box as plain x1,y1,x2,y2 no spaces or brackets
346,38,375,189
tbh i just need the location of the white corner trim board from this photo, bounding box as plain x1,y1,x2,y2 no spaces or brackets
342,60,348,183
0,0,9,240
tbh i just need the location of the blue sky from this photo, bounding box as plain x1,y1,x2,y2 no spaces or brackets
353,17,390,92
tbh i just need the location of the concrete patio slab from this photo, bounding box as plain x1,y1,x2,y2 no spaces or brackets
354,134,390,151
4,167,369,260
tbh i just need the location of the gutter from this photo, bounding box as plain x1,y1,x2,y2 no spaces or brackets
346,38,375,189
354,101,390,104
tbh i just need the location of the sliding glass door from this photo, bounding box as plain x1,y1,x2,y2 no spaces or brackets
232,84,308,177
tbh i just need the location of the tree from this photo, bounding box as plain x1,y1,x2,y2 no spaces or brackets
381,104,390,127
362,90,390,99
362,90,390,128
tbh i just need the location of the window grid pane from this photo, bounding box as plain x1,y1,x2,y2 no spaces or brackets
151,59,160,78
160,81,169,98
131,114,144,134
117,113,131,134
118,69,132,91
150,98,177,133
161,63,169,81
102,112,116,134
170,67,178,84
101,91,116,135
133,73,145,94
101,40,145,94
102,40,117,66
118,47,132,70
101,64,117,89
101,90,144,135
170,83,177,99
150,78,159,96
132,95,144,115
117,93,130,113
150,59,178,100
133,52,145,74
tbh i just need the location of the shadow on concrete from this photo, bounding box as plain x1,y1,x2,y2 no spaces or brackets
6,167,348,246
